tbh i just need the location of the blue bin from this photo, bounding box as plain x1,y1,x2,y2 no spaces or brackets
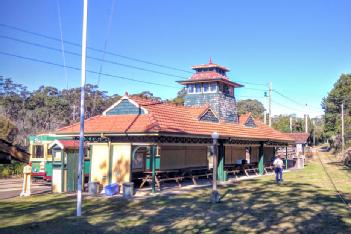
104,183,119,196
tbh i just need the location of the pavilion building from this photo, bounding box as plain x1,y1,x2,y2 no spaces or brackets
52,60,294,192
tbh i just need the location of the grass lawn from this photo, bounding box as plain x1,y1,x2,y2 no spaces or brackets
0,151,350,233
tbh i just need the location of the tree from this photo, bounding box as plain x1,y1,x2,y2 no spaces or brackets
237,99,265,118
169,88,186,106
0,116,18,142
322,74,351,143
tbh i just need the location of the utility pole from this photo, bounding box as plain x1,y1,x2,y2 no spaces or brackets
304,104,308,133
289,116,293,132
269,82,272,127
77,0,88,217
264,91,268,125
312,120,316,146
341,102,345,157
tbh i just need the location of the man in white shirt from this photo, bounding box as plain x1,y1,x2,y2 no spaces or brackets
273,155,284,184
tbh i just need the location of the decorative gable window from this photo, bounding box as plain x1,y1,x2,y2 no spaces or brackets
199,109,219,123
244,116,256,128
105,99,145,115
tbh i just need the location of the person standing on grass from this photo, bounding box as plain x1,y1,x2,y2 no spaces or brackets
273,155,284,184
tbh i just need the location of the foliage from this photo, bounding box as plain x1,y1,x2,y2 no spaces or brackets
322,74,351,145
0,162,25,178
0,77,174,146
169,88,186,106
237,99,265,118
0,115,18,142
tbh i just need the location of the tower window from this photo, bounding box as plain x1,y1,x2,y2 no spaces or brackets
210,83,217,92
188,84,195,93
203,83,209,92
195,84,202,93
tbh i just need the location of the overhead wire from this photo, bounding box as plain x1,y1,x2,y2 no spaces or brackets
0,23,192,74
56,0,68,89
0,51,180,89
92,0,117,115
0,35,188,80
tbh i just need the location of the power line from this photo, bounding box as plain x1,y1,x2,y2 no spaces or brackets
0,35,188,79
273,89,321,111
271,100,305,113
0,23,192,74
0,23,277,88
0,51,180,89
56,0,68,89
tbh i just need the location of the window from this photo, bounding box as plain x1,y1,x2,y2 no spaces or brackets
33,145,44,158
229,87,234,97
210,83,217,92
203,83,209,93
47,147,53,156
187,84,194,93
195,84,202,93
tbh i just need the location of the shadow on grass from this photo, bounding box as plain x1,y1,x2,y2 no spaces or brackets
0,180,350,233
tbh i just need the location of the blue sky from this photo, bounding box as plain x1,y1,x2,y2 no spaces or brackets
1,0,350,117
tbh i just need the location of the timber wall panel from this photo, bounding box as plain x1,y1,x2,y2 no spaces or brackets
160,146,186,170
264,147,274,163
251,147,259,163
231,147,246,162
160,146,207,170
185,146,207,168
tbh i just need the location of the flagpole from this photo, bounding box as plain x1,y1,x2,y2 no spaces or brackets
77,0,88,217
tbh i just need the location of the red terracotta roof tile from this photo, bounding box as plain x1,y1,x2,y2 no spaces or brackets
189,71,228,80
191,63,230,72
56,96,294,143
285,133,310,144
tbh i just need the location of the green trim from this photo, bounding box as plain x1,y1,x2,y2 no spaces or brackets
217,142,225,181
61,149,64,193
29,135,71,143
89,146,93,182
285,147,288,170
258,143,264,175
108,143,113,185
151,145,156,193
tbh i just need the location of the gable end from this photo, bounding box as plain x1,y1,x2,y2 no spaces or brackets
105,99,145,115
199,109,219,123
244,116,256,128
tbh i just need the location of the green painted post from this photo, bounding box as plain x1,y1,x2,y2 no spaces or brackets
61,149,65,193
151,145,156,193
285,147,288,170
258,143,264,175
217,142,225,181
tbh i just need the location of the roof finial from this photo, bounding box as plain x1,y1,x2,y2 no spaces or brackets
125,91,129,96
209,57,212,64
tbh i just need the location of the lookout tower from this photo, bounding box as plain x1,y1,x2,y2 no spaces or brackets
178,59,243,123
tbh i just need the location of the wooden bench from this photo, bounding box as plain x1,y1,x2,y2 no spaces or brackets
264,166,274,174
180,167,212,185
244,168,259,177
226,169,241,179
139,170,181,189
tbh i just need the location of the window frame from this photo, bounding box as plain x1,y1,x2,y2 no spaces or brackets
33,145,44,158
195,83,202,93
187,84,195,94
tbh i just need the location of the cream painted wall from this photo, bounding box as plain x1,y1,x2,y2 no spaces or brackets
90,144,109,186
111,143,131,185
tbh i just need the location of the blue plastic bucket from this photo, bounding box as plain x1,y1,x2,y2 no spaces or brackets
104,183,119,196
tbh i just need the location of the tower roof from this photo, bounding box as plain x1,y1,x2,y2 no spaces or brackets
177,59,243,88
191,62,230,72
